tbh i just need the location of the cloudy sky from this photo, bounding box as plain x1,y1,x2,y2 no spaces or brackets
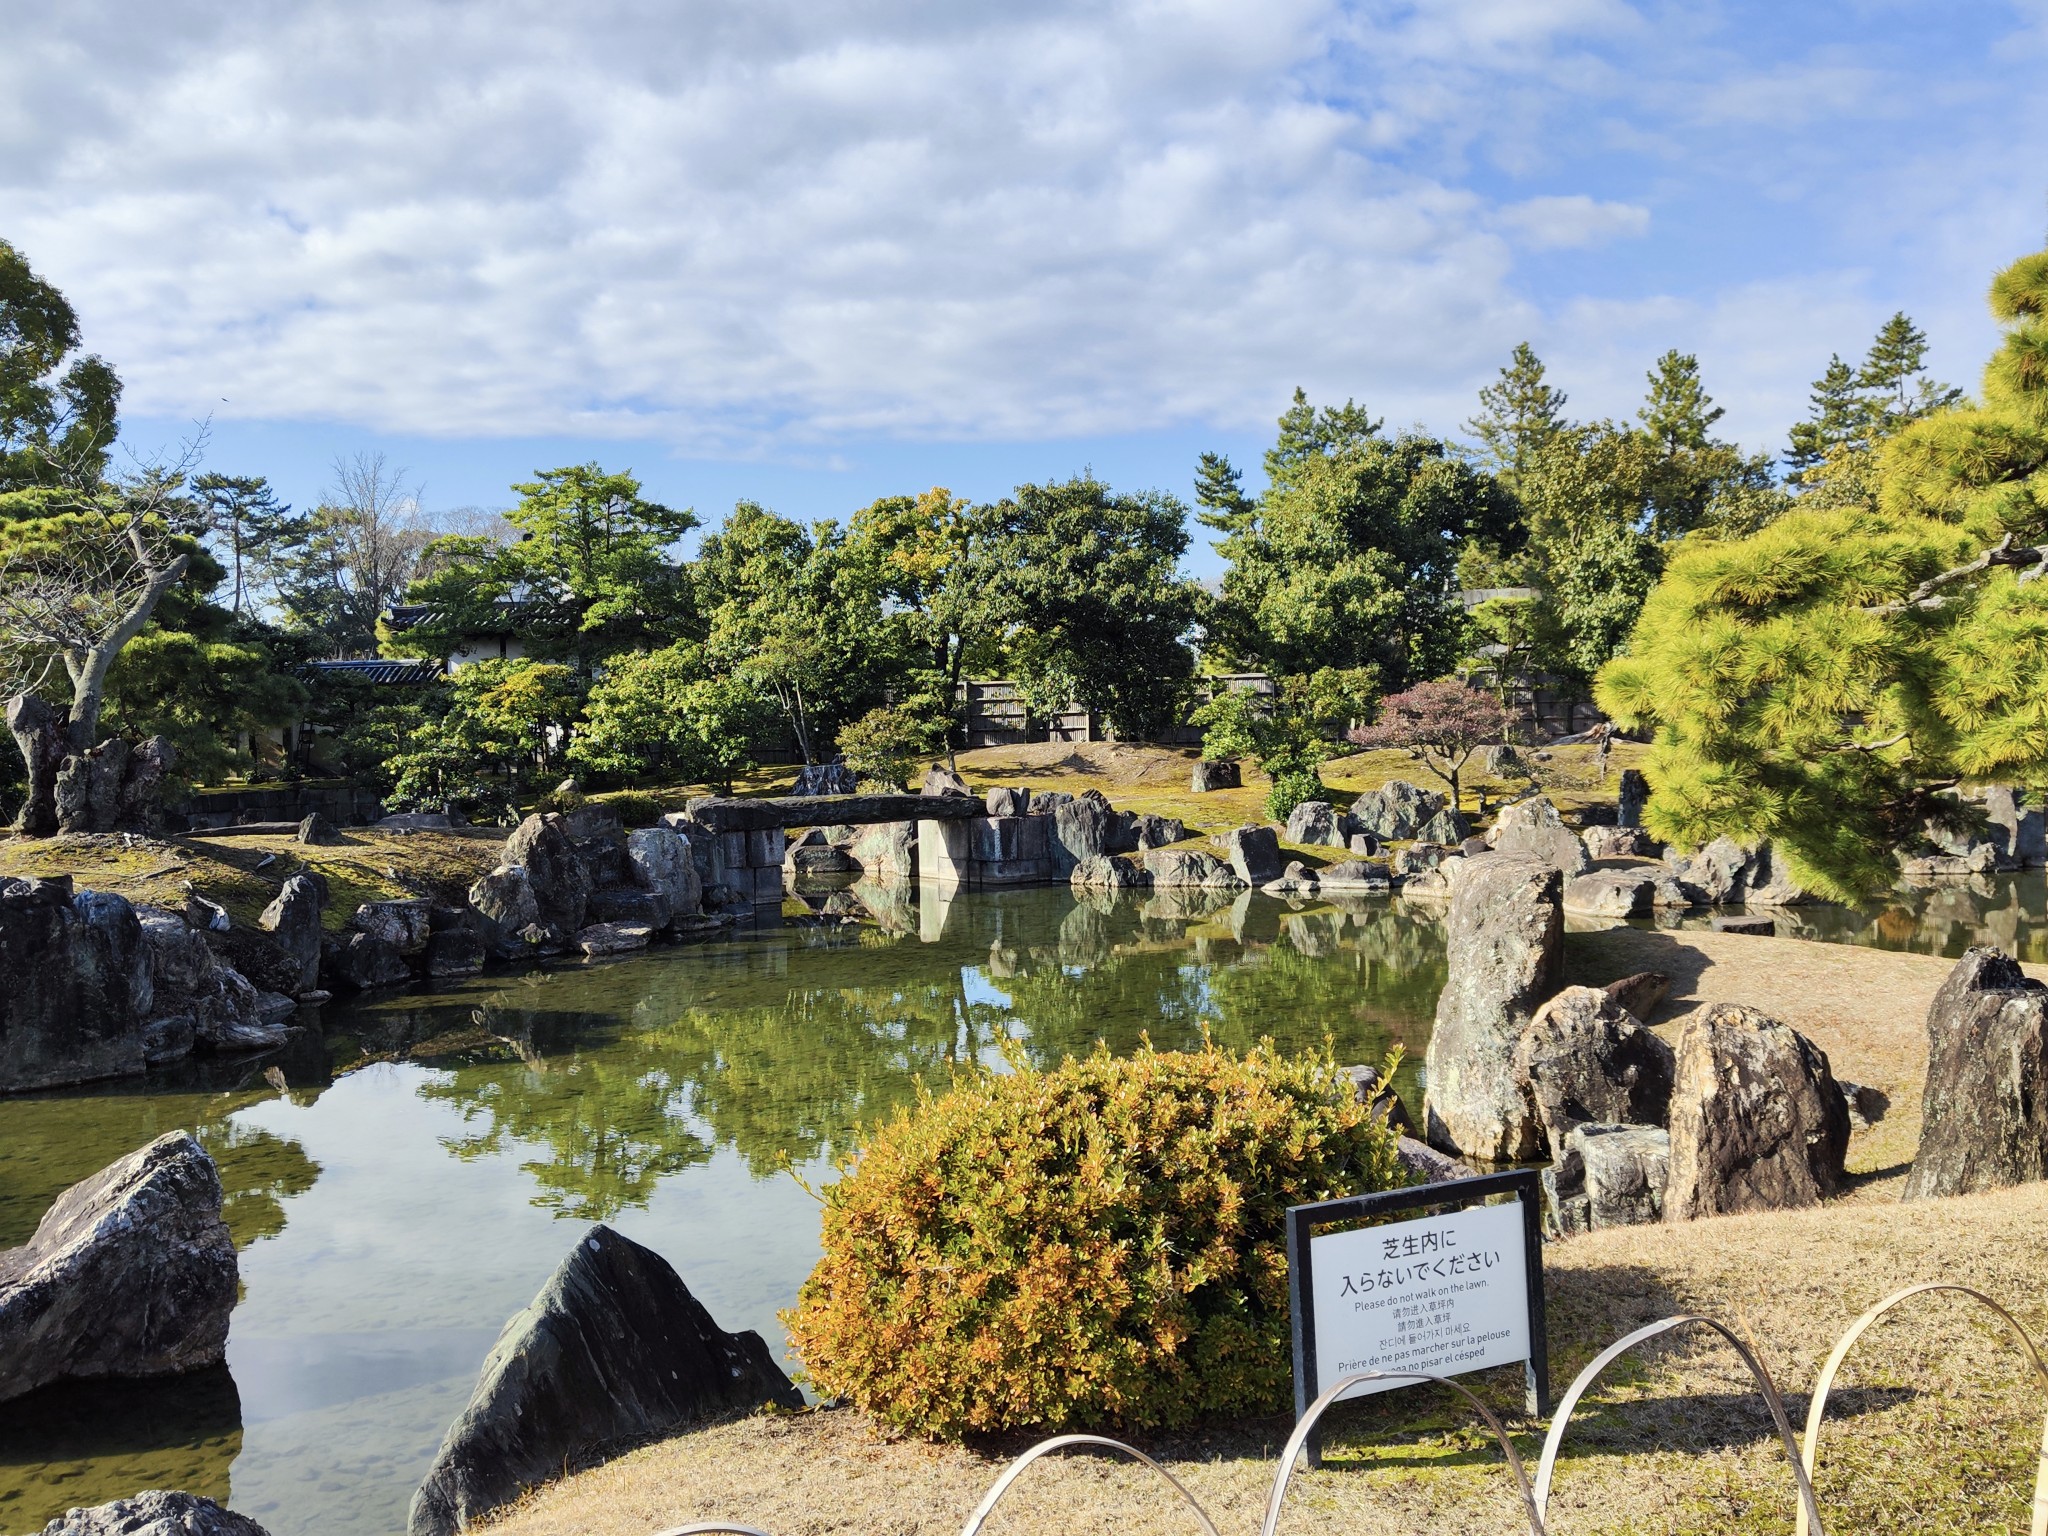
5,1,2044,573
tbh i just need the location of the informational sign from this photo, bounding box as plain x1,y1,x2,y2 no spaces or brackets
1286,1168,1549,1454
1308,1198,1530,1399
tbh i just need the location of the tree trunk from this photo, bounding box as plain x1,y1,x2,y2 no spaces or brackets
6,694,67,837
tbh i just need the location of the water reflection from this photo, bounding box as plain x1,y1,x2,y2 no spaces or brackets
0,884,1444,1536
1651,870,2048,964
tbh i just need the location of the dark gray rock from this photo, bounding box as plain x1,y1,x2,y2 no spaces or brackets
467,865,542,957
502,814,590,935
1616,768,1649,828
256,875,325,994
920,763,973,798
1189,759,1240,793
1905,948,2048,1200
136,908,285,1055
1284,801,1345,847
1563,869,1658,918
1225,824,1281,886
184,892,230,933
1397,1136,1475,1185
1133,813,1186,850
323,931,411,991
1317,858,1391,892
0,1132,236,1403
1488,797,1591,876
984,786,1028,818
1985,785,2047,868
1664,1003,1849,1219
1837,1078,1889,1133
1581,825,1655,860
576,922,653,956
38,1491,270,1536
1262,859,1319,895
0,885,153,1092
847,820,917,882
1141,847,1241,888
407,1224,801,1536
423,929,485,978
1050,798,1115,876
585,887,669,926
1414,805,1469,846
1027,790,1074,815
295,812,340,846
1104,810,1144,855
1544,1123,1670,1237
1514,985,1675,1155
1348,831,1384,857
1070,854,1150,889
785,843,860,877
1423,854,1561,1161
1349,780,1440,841
351,899,432,957
1671,837,1809,907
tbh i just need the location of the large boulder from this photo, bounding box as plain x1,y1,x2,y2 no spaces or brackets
848,820,917,882
1071,854,1150,890
1544,1123,1671,1237
351,899,433,957
502,814,590,935
1414,804,1469,845
1225,824,1282,886
423,927,486,978
1284,801,1345,847
1488,797,1591,877
323,931,411,991
1668,836,1809,907
1904,948,2048,1200
0,1132,236,1403
0,883,153,1092
1664,1003,1849,1220
1603,970,1671,1022
1985,785,2048,868
1189,759,1240,793
1582,825,1655,860
1050,797,1115,877
920,763,973,798
256,875,326,993
1514,985,1675,1155
1616,768,1649,828
1423,855,1562,1161
1141,847,1241,888
136,908,286,1056
1348,780,1440,841
407,1224,801,1536
626,826,702,921
1562,869,1658,918
38,1492,270,1536
1317,858,1391,892
467,865,543,957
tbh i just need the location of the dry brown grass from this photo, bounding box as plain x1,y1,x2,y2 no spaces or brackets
484,1184,2048,1536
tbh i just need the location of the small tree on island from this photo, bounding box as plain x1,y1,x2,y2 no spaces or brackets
1347,678,1506,814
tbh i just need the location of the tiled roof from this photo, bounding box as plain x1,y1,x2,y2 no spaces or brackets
308,658,443,685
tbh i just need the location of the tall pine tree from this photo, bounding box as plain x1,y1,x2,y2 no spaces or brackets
1465,342,1569,484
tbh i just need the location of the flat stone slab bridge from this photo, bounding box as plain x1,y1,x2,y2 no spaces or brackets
674,792,1060,902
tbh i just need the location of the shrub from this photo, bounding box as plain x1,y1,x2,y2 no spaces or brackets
837,700,945,790
598,790,662,827
1265,760,1326,821
783,1041,1406,1438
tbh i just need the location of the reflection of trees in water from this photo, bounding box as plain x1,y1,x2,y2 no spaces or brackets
198,1118,321,1248
392,888,1450,1220
1777,872,2048,962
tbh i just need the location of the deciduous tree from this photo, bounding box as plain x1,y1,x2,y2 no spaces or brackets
1347,678,1506,811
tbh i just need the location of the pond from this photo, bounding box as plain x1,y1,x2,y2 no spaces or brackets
0,883,1446,1536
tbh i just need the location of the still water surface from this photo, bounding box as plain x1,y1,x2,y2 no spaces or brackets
0,883,1443,1536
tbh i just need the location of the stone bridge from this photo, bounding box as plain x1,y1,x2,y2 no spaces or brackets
673,791,1066,904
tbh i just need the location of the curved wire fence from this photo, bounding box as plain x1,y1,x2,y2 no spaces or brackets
649,1283,2048,1536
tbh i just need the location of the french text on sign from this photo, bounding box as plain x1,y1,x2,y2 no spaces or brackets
1309,1199,1530,1400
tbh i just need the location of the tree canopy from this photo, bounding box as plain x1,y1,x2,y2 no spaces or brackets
1598,241,2048,898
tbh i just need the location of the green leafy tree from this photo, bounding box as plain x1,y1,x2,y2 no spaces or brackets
1465,342,1569,485
836,701,947,790
846,488,1007,758
568,642,772,793
0,236,120,489
1597,242,2048,898
697,502,901,764
989,475,1200,741
1347,677,1506,812
383,658,580,819
1208,394,1518,687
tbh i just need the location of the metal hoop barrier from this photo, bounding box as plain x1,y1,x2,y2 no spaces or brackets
1794,1282,2048,1536
1531,1313,1826,1536
957,1433,1224,1536
1258,1369,1544,1536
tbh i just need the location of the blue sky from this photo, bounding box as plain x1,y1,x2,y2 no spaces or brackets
6,1,2045,580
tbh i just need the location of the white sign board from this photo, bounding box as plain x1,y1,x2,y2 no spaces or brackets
1308,1199,1531,1400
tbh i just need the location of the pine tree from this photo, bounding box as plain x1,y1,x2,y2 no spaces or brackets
1263,387,1381,488
1193,451,1255,535
1465,342,1569,483
1786,354,1863,479
1857,311,1963,433
1638,350,1725,457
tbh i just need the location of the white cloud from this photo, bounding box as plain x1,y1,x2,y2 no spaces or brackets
0,0,2039,462
1499,194,1649,249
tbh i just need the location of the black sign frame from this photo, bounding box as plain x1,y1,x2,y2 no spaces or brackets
1286,1168,1550,1463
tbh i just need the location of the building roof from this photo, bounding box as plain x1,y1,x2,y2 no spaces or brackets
308,658,443,685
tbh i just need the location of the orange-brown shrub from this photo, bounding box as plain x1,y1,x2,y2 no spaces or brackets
782,1042,1406,1438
